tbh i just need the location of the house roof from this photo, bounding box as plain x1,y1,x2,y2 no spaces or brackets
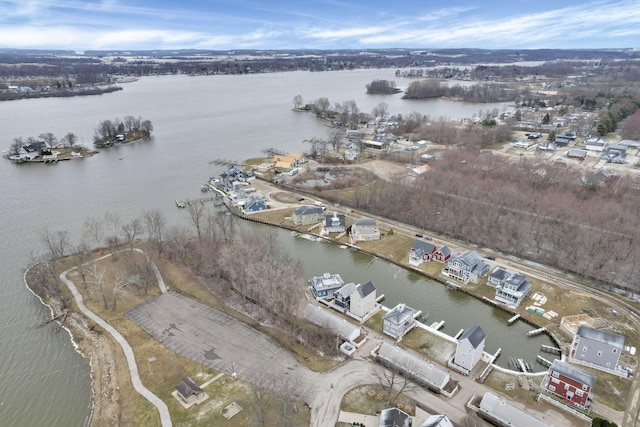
357,280,376,298
489,268,509,282
380,408,410,427
479,392,551,427
303,303,360,342
294,205,324,216
334,282,357,299
436,246,451,257
384,304,416,325
377,342,450,390
452,250,484,268
549,360,595,387
176,377,203,398
244,195,265,208
411,240,436,254
576,325,625,349
324,212,346,228
309,272,344,292
354,218,377,227
459,325,486,348
420,414,454,427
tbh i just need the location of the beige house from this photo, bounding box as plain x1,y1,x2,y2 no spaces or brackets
349,281,377,319
292,205,325,225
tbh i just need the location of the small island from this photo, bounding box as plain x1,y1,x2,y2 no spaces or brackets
4,116,153,163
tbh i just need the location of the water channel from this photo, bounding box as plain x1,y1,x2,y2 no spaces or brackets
0,69,543,426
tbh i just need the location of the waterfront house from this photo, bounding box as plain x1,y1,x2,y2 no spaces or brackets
570,325,624,372
420,414,454,427
478,392,551,427
309,272,344,299
349,218,380,243
243,195,267,213
323,212,346,234
542,360,595,411
292,205,325,225
377,342,451,394
175,377,207,407
349,281,377,319
303,303,361,343
333,282,357,310
453,325,486,373
379,407,411,427
432,246,451,263
383,303,417,340
409,240,436,266
447,250,490,284
488,268,532,308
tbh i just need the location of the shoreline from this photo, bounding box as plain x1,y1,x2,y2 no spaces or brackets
23,263,120,427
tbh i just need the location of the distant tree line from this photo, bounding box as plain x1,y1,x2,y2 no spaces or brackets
403,80,513,102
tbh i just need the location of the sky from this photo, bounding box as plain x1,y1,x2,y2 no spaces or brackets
0,0,639,52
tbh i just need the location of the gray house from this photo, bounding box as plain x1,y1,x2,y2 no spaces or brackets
349,218,380,243
453,325,486,372
570,325,625,371
383,304,417,340
333,282,357,309
292,205,325,225
488,268,532,308
323,212,346,234
447,250,490,284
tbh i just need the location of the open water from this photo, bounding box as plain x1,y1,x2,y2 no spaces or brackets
0,69,537,426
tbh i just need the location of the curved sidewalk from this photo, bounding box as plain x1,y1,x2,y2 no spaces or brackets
60,257,172,427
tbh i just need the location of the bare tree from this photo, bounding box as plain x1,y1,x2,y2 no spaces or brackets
83,215,104,249
314,97,330,117
372,365,415,406
143,209,166,254
185,200,206,242
41,228,70,259
246,374,278,427
111,273,136,312
87,263,109,310
72,241,93,294
372,102,389,121
104,211,122,259
292,94,303,109
39,132,58,148
62,132,78,148
122,218,143,250
328,129,345,152
9,137,24,156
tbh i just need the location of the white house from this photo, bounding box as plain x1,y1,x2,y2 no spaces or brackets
488,268,532,308
323,212,346,234
453,325,486,373
447,250,490,284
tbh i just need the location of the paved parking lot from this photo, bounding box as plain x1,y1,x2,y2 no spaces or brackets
126,292,304,383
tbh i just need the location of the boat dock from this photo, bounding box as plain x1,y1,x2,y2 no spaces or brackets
537,355,552,368
527,327,546,336
507,314,520,325
375,294,385,303
430,320,445,331
175,199,186,208
540,344,561,354
175,195,224,208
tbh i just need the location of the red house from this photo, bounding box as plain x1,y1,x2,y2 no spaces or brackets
543,360,595,411
432,245,452,262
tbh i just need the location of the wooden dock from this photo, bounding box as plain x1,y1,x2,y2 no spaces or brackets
537,355,552,368
540,344,561,354
527,327,546,336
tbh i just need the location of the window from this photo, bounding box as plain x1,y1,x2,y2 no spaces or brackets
552,371,559,378
565,384,570,390
582,384,589,390
549,385,556,392
551,378,560,384
576,390,583,397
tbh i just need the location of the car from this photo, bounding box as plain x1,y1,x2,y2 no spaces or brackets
297,197,305,201
424,236,432,241
415,233,423,238
486,255,496,260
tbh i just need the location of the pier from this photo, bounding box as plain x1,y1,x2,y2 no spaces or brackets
540,344,561,354
527,327,546,336
536,355,552,368
507,314,520,325
175,195,224,208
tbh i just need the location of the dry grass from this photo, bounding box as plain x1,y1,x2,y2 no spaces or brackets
400,328,457,365
340,384,416,416
484,369,523,399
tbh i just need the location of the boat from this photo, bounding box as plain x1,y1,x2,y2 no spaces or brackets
175,199,186,208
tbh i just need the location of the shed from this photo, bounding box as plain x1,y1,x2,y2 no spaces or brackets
303,303,361,342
